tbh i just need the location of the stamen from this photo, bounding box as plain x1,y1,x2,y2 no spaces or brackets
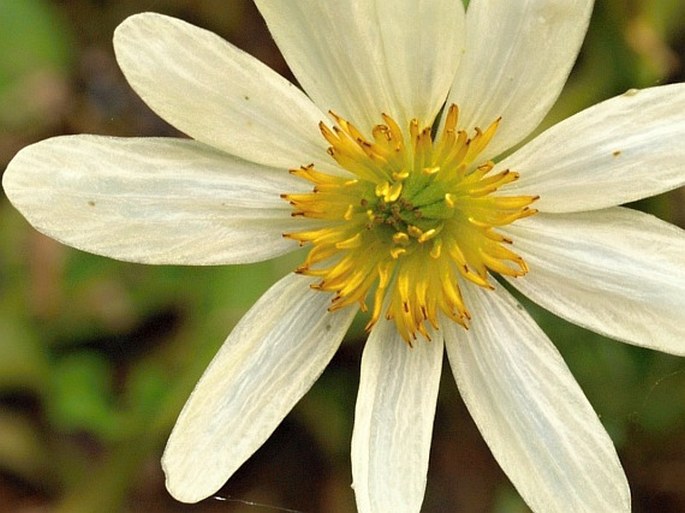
283,105,536,342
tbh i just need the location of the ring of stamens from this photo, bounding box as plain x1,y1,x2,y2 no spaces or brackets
283,105,538,343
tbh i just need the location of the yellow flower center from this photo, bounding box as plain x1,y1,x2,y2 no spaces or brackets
283,105,538,342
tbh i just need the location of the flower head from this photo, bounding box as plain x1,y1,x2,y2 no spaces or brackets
3,1,685,513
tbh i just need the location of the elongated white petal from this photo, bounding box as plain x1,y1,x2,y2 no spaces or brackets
447,0,593,159
163,273,357,503
504,208,685,355
255,0,464,132
444,284,630,513
2,135,306,264
352,320,443,513
500,84,685,212
114,13,335,172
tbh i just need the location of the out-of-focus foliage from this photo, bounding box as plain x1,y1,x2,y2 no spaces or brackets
0,1,684,512
0,0,71,130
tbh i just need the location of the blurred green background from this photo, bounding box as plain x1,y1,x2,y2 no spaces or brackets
1,0,684,512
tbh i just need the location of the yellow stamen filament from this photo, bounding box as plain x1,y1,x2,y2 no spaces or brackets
283,104,537,342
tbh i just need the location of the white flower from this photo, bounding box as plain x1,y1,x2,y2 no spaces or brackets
3,1,685,512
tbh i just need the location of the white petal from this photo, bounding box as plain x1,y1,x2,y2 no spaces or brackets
504,208,685,355
352,320,443,513
447,0,593,159
444,284,630,513
500,84,685,212
113,13,335,171
163,273,357,503
2,135,306,264
255,0,465,132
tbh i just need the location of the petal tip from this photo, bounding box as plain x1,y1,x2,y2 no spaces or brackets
161,449,215,504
